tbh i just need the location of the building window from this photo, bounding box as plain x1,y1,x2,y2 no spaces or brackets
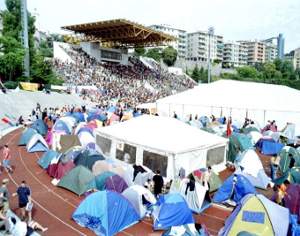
206,146,225,166
96,136,112,156
143,150,168,176
116,143,137,164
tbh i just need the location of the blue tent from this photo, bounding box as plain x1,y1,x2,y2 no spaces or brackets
87,113,107,122
256,139,284,156
53,120,71,134
38,150,60,169
107,106,117,113
72,190,139,236
18,128,37,146
32,119,47,136
213,174,256,204
153,193,194,230
26,134,48,153
72,112,85,122
77,127,94,136
220,194,289,236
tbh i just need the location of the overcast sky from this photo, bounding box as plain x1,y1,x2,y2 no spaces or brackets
1,0,299,52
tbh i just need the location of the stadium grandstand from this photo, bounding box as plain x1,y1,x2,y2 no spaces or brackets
54,19,196,107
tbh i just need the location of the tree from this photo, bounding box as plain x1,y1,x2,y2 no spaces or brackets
191,65,200,82
236,66,259,79
134,47,145,56
162,46,177,66
262,62,276,82
146,48,161,62
39,40,53,58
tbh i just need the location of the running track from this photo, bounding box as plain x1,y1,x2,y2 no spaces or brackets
0,128,231,236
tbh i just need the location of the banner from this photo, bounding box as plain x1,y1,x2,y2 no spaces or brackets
19,82,39,91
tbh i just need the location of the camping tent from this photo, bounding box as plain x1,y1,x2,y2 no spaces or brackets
74,149,105,170
53,119,72,134
213,174,256,205
94,171,128,193
32,119,48,136
71,112,85,122
19,128,37,146
228,133,253,163
122,185,156,218
256,139,284,156
53,160,75,180
72,190,139,236
284,184,300,219
156,80,300,135
247,131,262,146
219,194,289,236
58,166,95,196
170,179,210,213
59,135,81,153
95,115,228,179
26,134,48,153
279,146,300,174
152,193,194,230
235,150,271,189
191,168,222,193
76,127,93,136
78,131,95,149
60,146,82,164
38,150,60,169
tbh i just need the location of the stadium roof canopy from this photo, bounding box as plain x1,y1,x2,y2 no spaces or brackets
62,19,176,48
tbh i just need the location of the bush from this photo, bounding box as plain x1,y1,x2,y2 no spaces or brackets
4,81,18,89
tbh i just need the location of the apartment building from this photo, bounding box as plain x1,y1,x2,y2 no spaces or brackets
223,41,247,67
286,48,300,69
150,24,187,59
239,40,265,65
264,42,278,62
186,30,223,62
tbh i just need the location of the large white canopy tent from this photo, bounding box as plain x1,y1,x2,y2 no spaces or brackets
156,80,300,134
95,115,228,179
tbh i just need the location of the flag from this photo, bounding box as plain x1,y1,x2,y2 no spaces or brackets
1,117,14,126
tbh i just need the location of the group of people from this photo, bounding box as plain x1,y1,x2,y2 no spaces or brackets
53,46,195,108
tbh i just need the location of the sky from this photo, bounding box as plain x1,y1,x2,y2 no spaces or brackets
1,0,300,52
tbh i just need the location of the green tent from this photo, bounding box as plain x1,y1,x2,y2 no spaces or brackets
58,166,96,196
227,133,253,162
242,126,260,134
274,167,300,185
279,147,300,174
94,171,115,190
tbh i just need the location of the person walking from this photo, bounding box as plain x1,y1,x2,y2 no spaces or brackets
2,145,13,173
152,170,164,198
13,181,32,222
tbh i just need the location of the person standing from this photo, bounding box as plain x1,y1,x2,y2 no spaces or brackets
270,154,280,181
2,145,13,173
202,166,212,203
153,170,164,198
13,181,32,222
0,178,10,212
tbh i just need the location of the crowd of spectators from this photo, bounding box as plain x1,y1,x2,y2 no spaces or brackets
53,46,195,108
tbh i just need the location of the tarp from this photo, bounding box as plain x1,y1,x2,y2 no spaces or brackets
32,119,48,136
19,128,37,146
59,135,81,153
58,166,95,196
213,174,256,204
72,190,140,236
94,171,128,193
74,149,105,170
284,184,300,219
38,150,60,169
122,185,156,218
152,193,194,230
256,139,284,155
26,133,49,153
220,194,289,236
19,82,39,91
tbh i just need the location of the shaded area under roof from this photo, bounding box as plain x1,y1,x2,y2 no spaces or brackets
62,19,176,48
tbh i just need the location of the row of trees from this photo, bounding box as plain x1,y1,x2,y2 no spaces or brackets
0,0,62,88
221,59,300,89
134,46,178,67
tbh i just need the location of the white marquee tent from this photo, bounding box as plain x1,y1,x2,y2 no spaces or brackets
156,80,300,134
95,115,228,179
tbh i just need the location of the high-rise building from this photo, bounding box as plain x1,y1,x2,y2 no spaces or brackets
238,40,265,65
263,34,285,59
265,42,278,62
223,41,247,67
186,30,223,62
149,24,187,59
286,48,300,69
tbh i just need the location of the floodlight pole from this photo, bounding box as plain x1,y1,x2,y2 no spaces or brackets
207,27,214,83
21,0,30,78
